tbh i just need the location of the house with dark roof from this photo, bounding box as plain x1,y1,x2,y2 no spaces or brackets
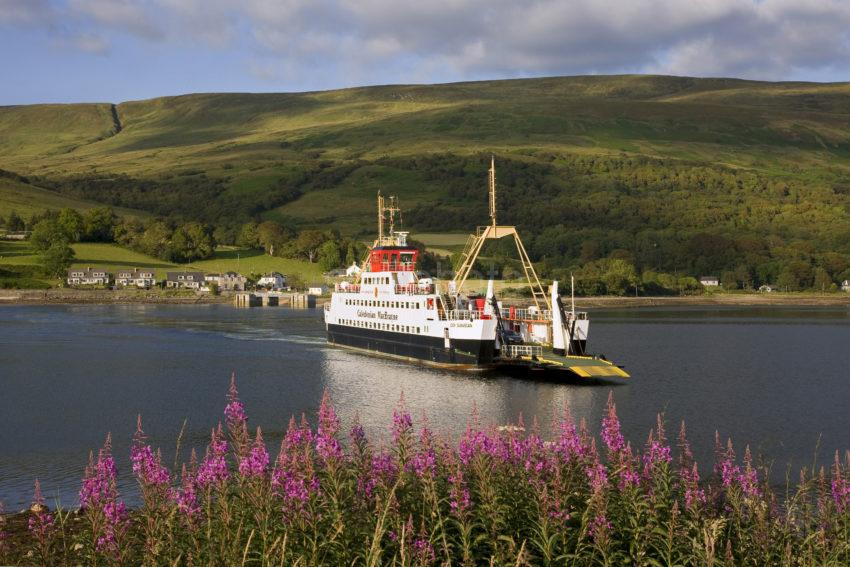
165,271,205,289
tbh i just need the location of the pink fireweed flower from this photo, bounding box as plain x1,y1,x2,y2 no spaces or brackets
224,372,247,427
601,392,625,456
413,536,437,564
642,428,672,480
585,440,609,493
131,417,170,488
174,464,200,525
96,500,128,554
588,514,613,543
391,394,414,447
554,403,584,462
197,424,229,488
617,442,641,490
80,434,118,509
28,479,55,543
831,451,850,513
239,427,270,478
720,439,740,488
224,373,249,457
738,445,761,499
273,417,319,517
408,425,437,478
448,466,471,516
315,391,343,463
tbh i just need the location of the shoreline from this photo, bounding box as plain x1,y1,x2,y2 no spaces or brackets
1,289,849,307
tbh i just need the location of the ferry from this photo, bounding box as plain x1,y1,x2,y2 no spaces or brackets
323,159,629,380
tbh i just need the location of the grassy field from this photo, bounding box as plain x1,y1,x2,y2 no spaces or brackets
0,241,326,282
0,177,144,219
2,75,849,234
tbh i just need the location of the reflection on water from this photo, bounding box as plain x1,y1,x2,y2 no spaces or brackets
1,304,849,509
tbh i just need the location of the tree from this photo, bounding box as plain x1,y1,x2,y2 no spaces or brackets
721,271,738,290
776,269,799,292
139,221,172,259
57,208,84,242
83,207,116,242
41,242,75,278
256,221,290,256
6,210,24,231
169,222,216,263
238,222,260,248
293,230,328,262
813,267,833,292
30,219,68,252
318,240,342,272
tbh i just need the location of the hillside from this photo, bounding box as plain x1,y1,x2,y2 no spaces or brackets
2,74,850,287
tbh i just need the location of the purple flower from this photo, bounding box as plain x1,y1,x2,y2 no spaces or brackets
273,416,319,518
96,500,128,554
391,394,414,449
225,372,247,425
197,424,229,488
28,480,55,543
131,418,170,488
601,392,625,456
554,404,584,461
238,427,270,478
720,440,740,488
174,464,200,525
80,434,118,509
588,514,612,542
738,445,761,499
315,392,343,463
413,536,436,564
408,425,437,478
831,451,850,513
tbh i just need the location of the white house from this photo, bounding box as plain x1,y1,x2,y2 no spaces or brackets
115,268,156,289
67,267,111,286
699,276,720,287
758,284,774,293
204,272,247,292
842,280,850,292
345,262,362,277
257,272,286,290
307,283,328,296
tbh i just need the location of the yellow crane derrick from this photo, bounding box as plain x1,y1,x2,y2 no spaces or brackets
451,157,551,312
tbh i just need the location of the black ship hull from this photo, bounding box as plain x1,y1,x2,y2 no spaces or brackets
326,323,496,368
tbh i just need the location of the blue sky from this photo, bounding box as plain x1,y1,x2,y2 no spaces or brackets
2,0,849,105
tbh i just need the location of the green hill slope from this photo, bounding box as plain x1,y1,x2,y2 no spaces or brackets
2,74,850,286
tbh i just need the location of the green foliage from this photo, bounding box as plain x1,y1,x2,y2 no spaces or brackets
4,76,850,288
318,240,342,271
168,222,216,263
29,219,68,252
40,242,75,277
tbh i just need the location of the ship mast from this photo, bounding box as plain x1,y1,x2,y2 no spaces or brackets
451,156,550,311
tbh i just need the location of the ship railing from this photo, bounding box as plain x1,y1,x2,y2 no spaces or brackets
502,344,543,359
441,309,493,321
500,308,553,321
334,283,361,293
394,284,434,295
375,262,416,272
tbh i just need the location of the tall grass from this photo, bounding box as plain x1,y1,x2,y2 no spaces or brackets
4,375,850,565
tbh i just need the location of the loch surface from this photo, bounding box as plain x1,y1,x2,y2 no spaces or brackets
1,304,849,509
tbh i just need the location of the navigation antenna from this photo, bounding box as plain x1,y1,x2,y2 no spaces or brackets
452,157,550,311
489,155,497,227
377,192,402,246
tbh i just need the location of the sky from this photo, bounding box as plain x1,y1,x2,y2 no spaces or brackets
1,0,850,105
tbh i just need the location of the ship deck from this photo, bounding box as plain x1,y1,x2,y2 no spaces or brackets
494,349,630,380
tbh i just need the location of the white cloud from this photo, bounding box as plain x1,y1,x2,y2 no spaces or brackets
4,0,850,82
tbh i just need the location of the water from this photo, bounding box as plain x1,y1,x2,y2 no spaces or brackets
1,304,849,510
